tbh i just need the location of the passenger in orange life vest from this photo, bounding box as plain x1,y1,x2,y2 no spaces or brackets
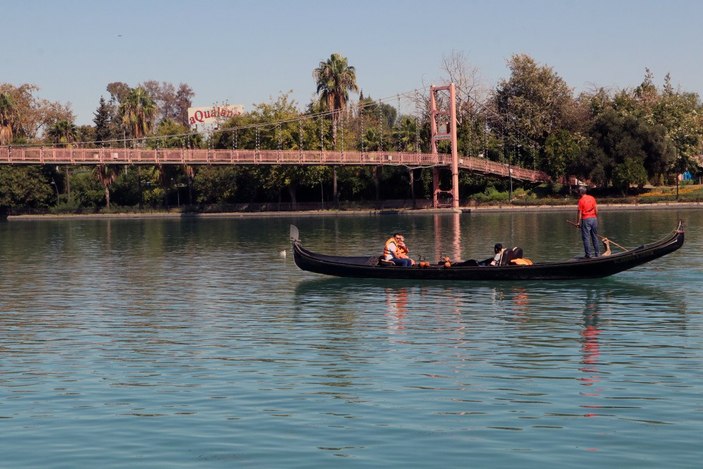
576,186,599,258
383,233,413,267
395,236,415,266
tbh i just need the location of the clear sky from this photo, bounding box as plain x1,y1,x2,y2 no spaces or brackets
4,0,702,125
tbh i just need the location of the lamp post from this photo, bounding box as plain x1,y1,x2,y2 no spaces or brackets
50,178,60,200
170,178,180,208
675,154,683,201
509,147,514,202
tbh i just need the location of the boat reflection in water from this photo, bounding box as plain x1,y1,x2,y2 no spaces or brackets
580,289,603,418
385,287,409,332
293,276,687,442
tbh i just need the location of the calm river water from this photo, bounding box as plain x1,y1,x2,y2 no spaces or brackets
1,208,702,468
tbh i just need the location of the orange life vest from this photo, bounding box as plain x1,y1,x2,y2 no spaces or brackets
383,237,398,259
396,242,410,258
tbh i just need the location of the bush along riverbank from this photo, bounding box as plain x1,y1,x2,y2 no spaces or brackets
4,185,703,221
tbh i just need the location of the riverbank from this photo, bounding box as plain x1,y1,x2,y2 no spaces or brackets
5,200,703,221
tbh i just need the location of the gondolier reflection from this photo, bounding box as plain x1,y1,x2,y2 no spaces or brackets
576,186,599,258
382,233,414,267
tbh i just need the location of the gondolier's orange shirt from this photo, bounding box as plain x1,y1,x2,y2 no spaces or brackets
578,194,598,219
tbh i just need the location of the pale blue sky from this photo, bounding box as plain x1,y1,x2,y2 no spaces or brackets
4,0,702,125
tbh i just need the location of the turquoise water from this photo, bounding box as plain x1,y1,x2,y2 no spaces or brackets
1,209,702,468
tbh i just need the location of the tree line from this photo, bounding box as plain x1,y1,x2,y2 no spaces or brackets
1,52,702,214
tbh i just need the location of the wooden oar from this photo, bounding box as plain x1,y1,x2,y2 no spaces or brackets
566,220,629,251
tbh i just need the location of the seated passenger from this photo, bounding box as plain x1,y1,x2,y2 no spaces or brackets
501,247,534,265
381,233,413,267
501,247,524,265
490,243,506,266
395,237,415,266
482,244,528,266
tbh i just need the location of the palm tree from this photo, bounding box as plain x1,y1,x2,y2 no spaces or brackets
313,53,359,146
0,92,14,145
47,119,78,147
119,87,157,144
94,164,118,209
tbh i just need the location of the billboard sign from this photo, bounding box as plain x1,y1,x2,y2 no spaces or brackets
188,104,244,127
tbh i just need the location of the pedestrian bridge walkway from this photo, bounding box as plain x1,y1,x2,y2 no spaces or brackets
0,146,550,183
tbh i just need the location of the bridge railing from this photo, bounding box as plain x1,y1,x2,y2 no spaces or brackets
457,156,550,182
0,147,448,166
0,146,549,182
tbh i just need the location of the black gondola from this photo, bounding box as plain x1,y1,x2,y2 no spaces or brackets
290,222,684,281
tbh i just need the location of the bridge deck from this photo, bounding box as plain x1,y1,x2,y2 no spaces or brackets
0,147,549,182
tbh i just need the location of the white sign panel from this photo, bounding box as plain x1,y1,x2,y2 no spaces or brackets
188,104,244,126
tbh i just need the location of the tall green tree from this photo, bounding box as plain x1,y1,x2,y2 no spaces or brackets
192,166,238,204
313,53,359,145
138,81,195,127
541,130,581,182
392,115,420,152
0,166,54,209
47,119,78,147
0,83,73,143
93,96,117,144
174,83,195,127
93,164,119,209
0,91,14,144
654,74,703,178
582,70,700,185
106,82,131,104
119,87,157,142
494,54,577,169
578,109,675,191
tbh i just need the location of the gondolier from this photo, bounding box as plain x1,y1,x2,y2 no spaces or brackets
576,186,599,258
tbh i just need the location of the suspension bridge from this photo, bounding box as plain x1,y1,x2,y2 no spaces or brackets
0,146,547,182
0,84,550,208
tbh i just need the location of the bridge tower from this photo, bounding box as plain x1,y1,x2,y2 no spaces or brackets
429,83,459,209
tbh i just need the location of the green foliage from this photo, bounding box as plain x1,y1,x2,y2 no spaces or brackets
0,91,15,145
0,83,74,142
49,194,83,214
69,170,104,208
138,166,170,207
193,166,239,204
111,167,144,206
151,119,191,148
314,53,359,113
0,166,54,208
494,54,577,165
46,119,78,146
541,130,580,180
336,166,375,200
143,186,166,207
375,166,413,199
119,86,157,140
612,157,648,191
392,115,420,152
359,95,397,129
579,108,675,188
471,186,510,203
93,96,117,144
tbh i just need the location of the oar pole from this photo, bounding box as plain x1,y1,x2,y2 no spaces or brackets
566,220,628,251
